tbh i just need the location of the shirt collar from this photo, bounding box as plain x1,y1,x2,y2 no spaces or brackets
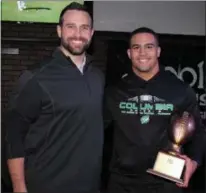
76,56,86,74
52,48,93,72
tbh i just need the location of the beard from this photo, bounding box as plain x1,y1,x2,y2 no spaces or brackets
133,64,152,73
61,37,91,56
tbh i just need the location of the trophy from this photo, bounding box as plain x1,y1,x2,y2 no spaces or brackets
147,111,195,184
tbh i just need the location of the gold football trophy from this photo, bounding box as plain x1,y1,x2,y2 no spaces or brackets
147,111,195,184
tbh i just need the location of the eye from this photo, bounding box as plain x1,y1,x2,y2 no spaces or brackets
81,25,90,31
132,46,140,50
66,24,75,29
146,44,154,49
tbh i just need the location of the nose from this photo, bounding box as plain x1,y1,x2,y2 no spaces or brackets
74,28,81,38
74,27,85,39
139,47,146,55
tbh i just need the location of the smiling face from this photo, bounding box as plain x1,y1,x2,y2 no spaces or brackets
57,9,94,56
127,32,161,79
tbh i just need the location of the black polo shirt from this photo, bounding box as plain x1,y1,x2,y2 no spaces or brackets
6,48,105,193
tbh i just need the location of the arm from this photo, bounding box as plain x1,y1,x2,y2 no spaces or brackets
103,87,114,130
183,87,205,165
5,71,42,192
177,86,205,188
7,158,26,192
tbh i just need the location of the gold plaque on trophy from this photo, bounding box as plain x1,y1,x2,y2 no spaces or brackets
147,111,195,184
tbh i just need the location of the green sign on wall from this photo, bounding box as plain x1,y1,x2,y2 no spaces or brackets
2,0,84,23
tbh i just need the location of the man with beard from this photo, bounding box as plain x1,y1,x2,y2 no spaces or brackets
104,27,205,193
5,2,104,193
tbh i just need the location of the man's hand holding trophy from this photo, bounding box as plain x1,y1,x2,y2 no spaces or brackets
147,111,198,187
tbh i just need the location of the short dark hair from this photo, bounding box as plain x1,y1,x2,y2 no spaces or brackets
129,27,159,47
58,2,93,27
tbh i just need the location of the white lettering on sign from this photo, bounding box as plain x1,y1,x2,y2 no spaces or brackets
165,61,205,121
165,61,204,89
17,1,26,11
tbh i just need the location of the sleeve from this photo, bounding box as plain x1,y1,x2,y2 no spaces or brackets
183,86,206,165
5,70,42,159
103,87,114,130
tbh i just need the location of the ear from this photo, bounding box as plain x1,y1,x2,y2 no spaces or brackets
57,25,62,38
157,47,161,58
127,49,131,59
90,28,94,38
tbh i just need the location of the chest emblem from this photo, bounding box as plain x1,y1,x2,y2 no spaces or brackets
140,115,150,124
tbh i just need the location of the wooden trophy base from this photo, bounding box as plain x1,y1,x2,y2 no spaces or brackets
147,168,184,184
146,151,185,184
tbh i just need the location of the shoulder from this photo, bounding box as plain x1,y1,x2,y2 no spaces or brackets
163,69,190,91
163,70,183,84
12,70,40,99
162,69,197,107
14,57,54,94
8,70,42,109
28,57,54,74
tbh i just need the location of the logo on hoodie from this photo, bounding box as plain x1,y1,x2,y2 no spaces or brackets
140,115,150,124
119,95,174,124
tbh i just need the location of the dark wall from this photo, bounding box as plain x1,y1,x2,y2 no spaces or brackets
2,22,57,115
